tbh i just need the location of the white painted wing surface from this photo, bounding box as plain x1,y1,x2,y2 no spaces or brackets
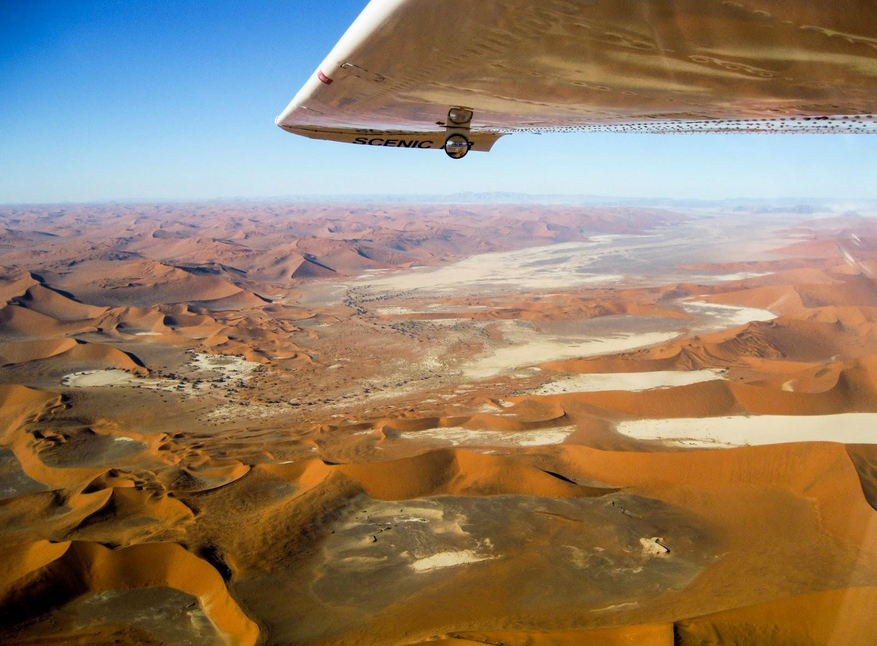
276,0,877,154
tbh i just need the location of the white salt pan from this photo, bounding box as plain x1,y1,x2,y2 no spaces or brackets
410,550,493,572
401,425,576,447
682,301,776,329
464,331,678,380
354,241,619,295
528,370,724,395
617,413,877,447
189,353,260,379
61,370,137,387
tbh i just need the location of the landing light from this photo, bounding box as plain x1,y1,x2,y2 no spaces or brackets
444,134,471,160
448,107,473,126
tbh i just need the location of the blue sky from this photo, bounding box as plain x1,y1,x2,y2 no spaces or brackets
2,0,876,204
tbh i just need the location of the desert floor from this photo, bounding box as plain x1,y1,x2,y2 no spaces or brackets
2,201,877,644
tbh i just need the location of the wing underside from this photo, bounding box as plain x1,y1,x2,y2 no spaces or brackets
277,0,877,152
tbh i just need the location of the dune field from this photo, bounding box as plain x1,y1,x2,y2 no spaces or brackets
2,202,877,644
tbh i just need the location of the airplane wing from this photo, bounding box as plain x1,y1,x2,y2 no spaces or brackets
276,0,877,158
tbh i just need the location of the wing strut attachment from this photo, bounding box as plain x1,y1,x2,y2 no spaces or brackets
442,107,474,160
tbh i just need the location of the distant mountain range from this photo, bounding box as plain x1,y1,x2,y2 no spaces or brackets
6,194,877,213
217,193,877,213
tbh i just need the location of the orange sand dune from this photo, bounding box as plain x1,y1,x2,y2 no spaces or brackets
337,449,607,499
70,488,194,546
677,586,877,645
770,238,848,259
692,273,877,320
48,342,146,373
2,489,115,546
846,444,877,511
0,338,79,365
695,284,805,315
422,624,673,646
157,457,251,493
159,303,217,327
0,540,71,599
291,256,339,279
558,442,877,601
0,269,39,304
739,267,842,287
260,449,608,500
245,247,325,282
423,587,877,645
803,305,877,337
0,304,92,339
190,289,269,311
155,304,225,339
364,410,568,434
46,258,244,307
124,233,253,266
105,305,171,334
0,341,145,381
544,315,877,380
535,358,877,419
213,441,877,644
678,258,814,273
1,542,258,646
13,284,107,321
295,237,394,272
0,384,62,440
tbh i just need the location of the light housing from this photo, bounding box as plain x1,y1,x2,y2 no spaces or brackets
447,107,473,126
444,134,471,159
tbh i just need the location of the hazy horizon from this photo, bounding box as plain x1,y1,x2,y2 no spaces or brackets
4,193,877,210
